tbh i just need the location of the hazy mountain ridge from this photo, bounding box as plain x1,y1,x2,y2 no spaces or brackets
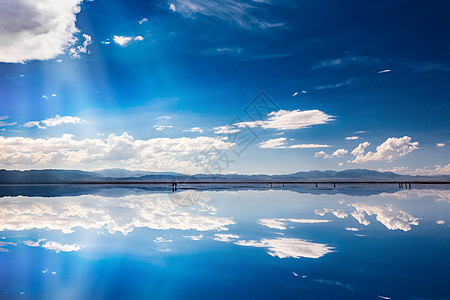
0,169,448,183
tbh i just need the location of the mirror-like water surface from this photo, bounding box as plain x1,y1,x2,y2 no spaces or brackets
0,185,449,299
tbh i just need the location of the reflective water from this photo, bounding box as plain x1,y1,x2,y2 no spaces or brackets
0,184,449,299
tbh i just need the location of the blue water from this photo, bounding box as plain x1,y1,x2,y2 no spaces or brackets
0,185,449,299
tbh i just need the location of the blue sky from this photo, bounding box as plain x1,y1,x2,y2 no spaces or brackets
0,0,449,174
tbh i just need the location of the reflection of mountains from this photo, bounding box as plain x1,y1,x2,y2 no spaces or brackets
1,183,449,198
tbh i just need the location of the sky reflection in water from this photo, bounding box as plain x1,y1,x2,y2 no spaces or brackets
0,185,449,299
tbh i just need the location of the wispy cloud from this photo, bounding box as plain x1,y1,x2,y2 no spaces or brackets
315,78,356,90
0,116,16,127
259,137,331,149
235,109,334,130
378,69,391,74
183,127,203,133
312,54,381,70
170,0,285,29
345,136,359,140
154,125,173,131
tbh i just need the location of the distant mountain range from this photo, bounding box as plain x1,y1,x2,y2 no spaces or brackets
0,168,449,184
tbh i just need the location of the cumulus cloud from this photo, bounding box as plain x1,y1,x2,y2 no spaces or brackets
259,218,331,230
235,238,334,259
170,0,283,29
183,127,203,133
0,193,234,235
235,109,334,130
350,203,419,231
134,36,144,41
42,115,82,127
0,133,234,173
351,141,370,156
350,137,419,163
113,35,133,46
259,138,331,149
214,234,240,242
314,209,348,219
314,148,348,159
0,0,84,63
69,34,91,58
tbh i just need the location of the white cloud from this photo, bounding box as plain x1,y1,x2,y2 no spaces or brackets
41,241,82,253
436,220,445,225
157,115,172,120
69,34,92,58
170,0,283,29
135,36,144,41
183,127,203,133
214,234,240,242
42,115,82,127
23,239,82,253
411,164,450,176
331,149,348,158
214,125,240,134
154,125,173,131
351,141,370,156
378,69,391,74
259,138,286,149
345,227,359,231
259,218,331,230
154,237,172,243
0,0,84,63
113,35,133,46
0,193,234,234
235,238,334,259
236,109,334,131
436,143,445,148
0,116,16,127
314,209,347,219
350,203,419,231
292,92,298,96
314,151,330,158
350,137,419,163
139,18,148,24
312,54,381,70
183,234,203,240
345,136,359,140
259,138,331,149
0,133,234,172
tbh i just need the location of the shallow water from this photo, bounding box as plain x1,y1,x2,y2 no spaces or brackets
0,185,449,299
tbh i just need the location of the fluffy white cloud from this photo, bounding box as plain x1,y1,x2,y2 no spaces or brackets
0,193,234,235
41,241,82,253
350,203,419,231
154,125,173,131
0,133,234,172
134,36,144,41
314,208,347,219
42,115,82,127
23,121,45,129
436,143,445,148
259,138,331,149
69,34,91,58
169,3,176,11
331,149,348,158
351,141,370,156
214,125,240,134
345,136,359,140
436,220,445,225
183,127,203,133
23,239,82,253
235,238,334,259
259,218,331,230
214,234,240,242
0,0,84,63
236,109,334,130
350,137,419,163
113,35,133,46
